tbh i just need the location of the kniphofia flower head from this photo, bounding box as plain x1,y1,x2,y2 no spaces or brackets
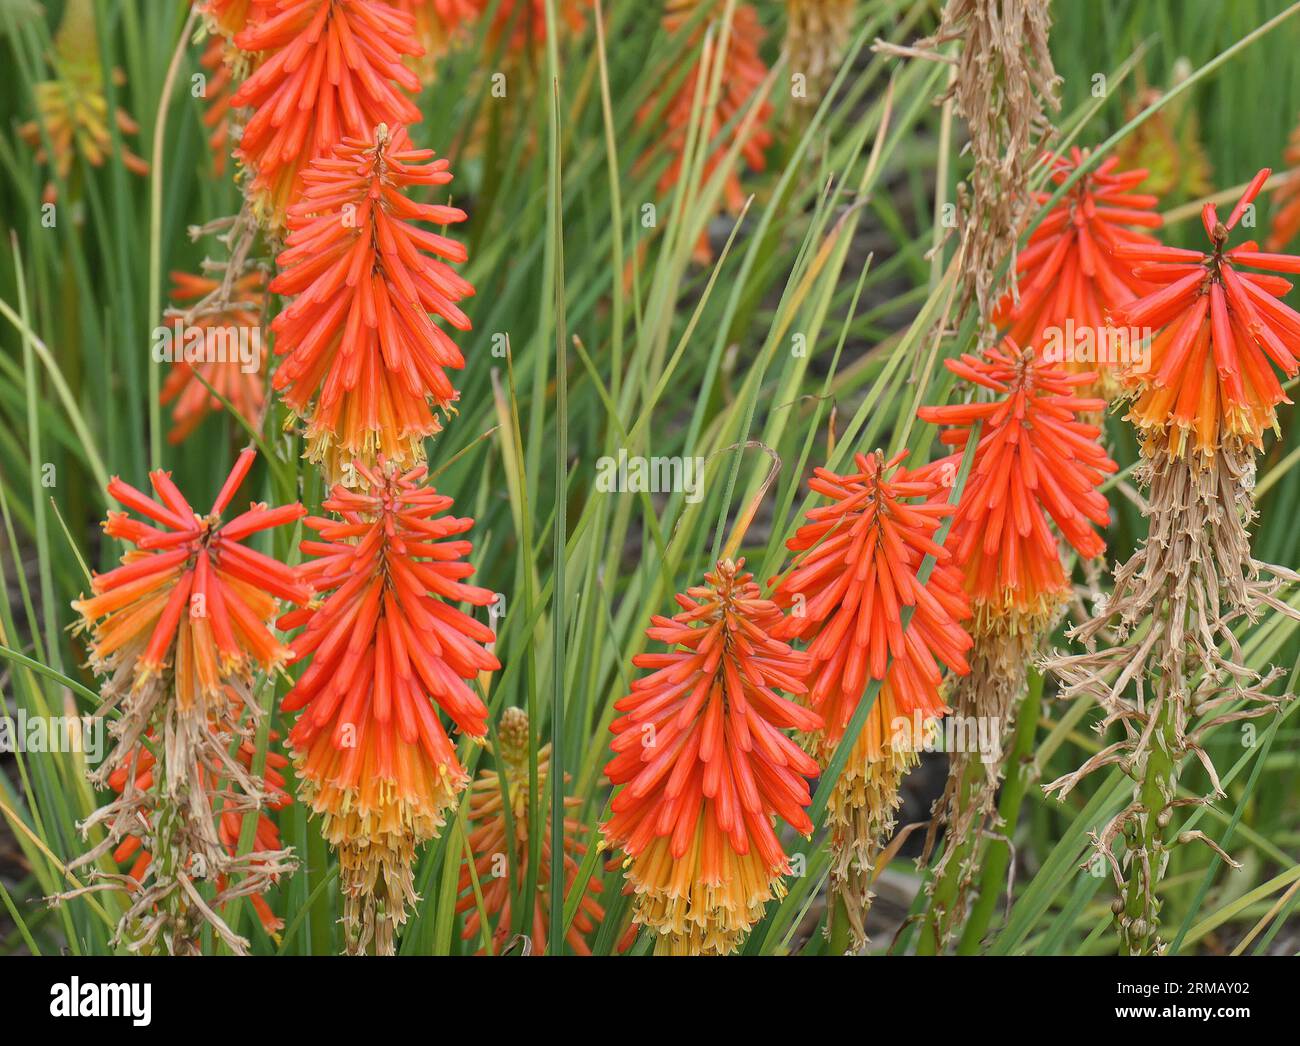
916,342,1117,634
279,460,498,954
603,558,822,956
457,707,604,954
67,449,306,953
229,0,424,228
73,447,308,719
269,123,473,481
19,0,148,201
1111,168,1300,460
770,451,972,885
643,1,773,259
994,148,1162,397
1268,128,1300,250
159,269,268,444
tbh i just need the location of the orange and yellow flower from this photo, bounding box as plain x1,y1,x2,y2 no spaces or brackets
457,707,604,954
770,451,972,873
916,341,1117,633
269,124,473,480
73,447,308,711
159,269,268,444
229,0,424,228
603,558,822,955
1112,167,1300,460
994,148,1162,397
279,460,498,953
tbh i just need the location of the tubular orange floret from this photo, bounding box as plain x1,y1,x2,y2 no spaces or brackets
280,459,499,954
229,0,424,229
602,558,822,956
159,269,268,444
993,148,1163,397
456,707,604,954
642,0,773,261
916,340,1117,633
769,449,972,944
388,0,477,72
1111,167,1300,461
269,123,473,481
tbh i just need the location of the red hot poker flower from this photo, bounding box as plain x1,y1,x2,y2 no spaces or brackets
457,707,604,955
159,269,268,444
769,450,972,929
994,149,1162,396
69,449,306,952
643,1,773,260
279,460,498,954
603,558,822,956
73,447,308,715
269,124,473,481
771,451,973,761
916,342,1117,632
230,0,424,228
1111,167,1300,459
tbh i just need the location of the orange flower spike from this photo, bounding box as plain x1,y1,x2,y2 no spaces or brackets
73,449,309,687
269,124,473,480
602,558,822,955
916,342,1117,631
230,0,424,227
994,148,1162,394
159,270,268,444
457,707,604,954
1268,124,1300,250
280,460,498,954
1112,167,1300,459
771,450,973,755
645,1,773,258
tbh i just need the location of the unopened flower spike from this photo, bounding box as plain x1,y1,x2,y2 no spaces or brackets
280,458,499,954
457,707,605,954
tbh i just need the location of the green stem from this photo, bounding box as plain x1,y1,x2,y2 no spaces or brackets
957,669,1044,954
